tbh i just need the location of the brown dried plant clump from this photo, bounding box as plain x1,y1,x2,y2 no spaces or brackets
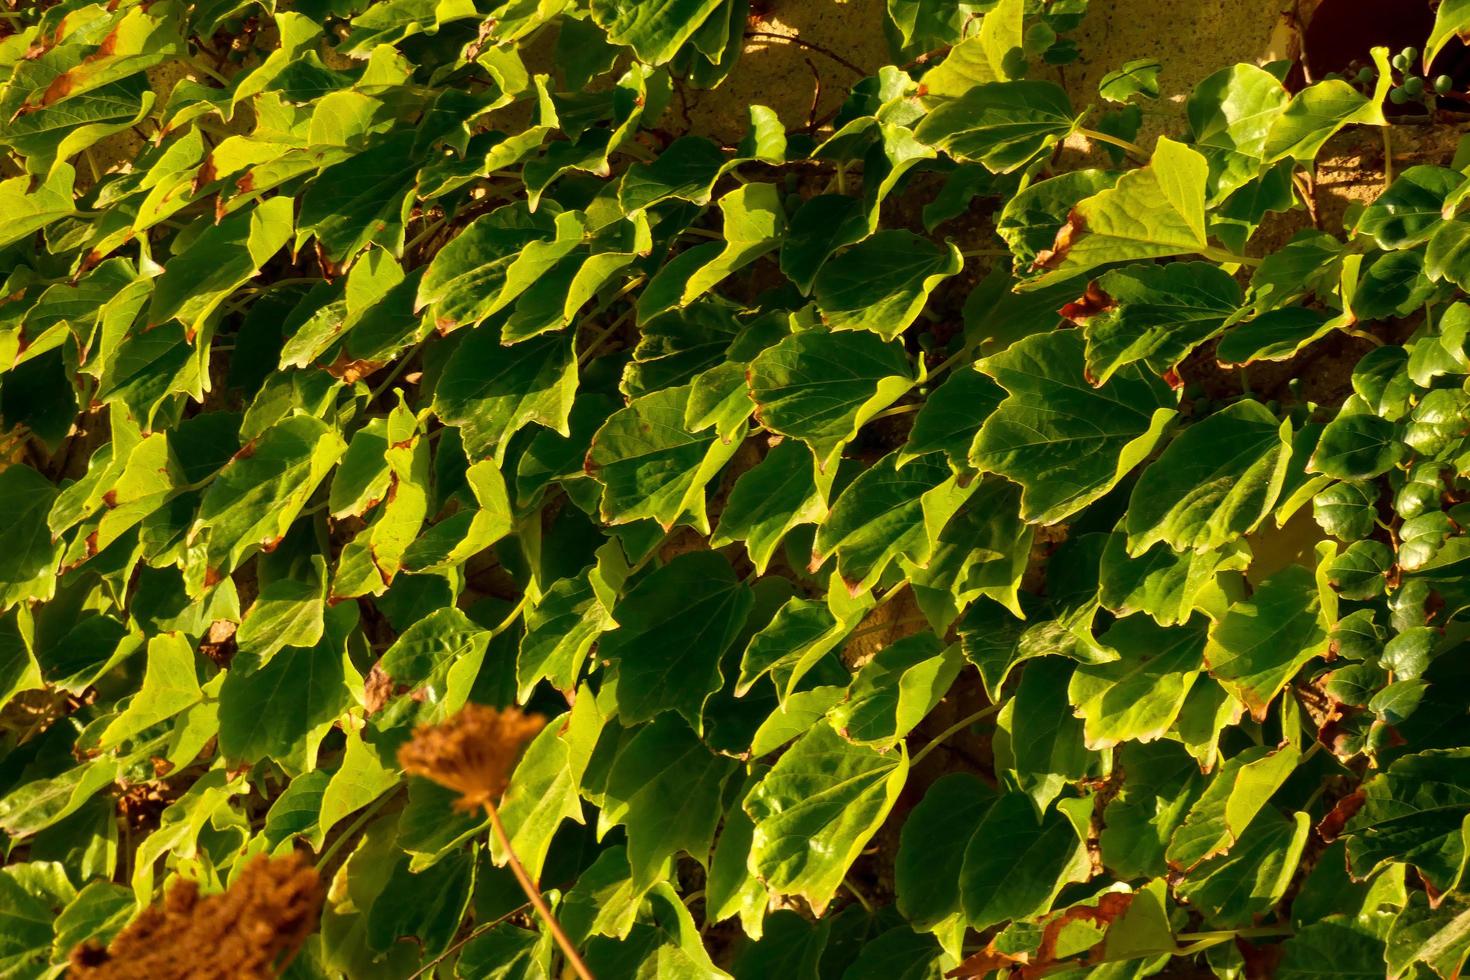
69,852,323,980
397,702,546,811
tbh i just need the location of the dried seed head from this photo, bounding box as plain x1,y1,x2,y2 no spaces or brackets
397,702,546,811
69,852,323,980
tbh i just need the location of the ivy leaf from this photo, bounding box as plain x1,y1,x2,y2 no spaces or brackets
1026,137,1212,289
1341,748,1470,892
1385,891,1470,980
1427,0,1470,73
901,367,1005,471
433,326,577,464
812,231,963,340
746,724,908,914
187,414,347,593
1125,400,1293,555
1309,403,1406,480
146,195,294,337
98,633,201,748
1099,533,1248,627
959,792,1091,931
711,438,826,575
1174,810,1310,928
914,80,1078,173
218,629,352,772
1357,166,1464,250
588,0,726,65
496,691,605,882
1070,616,1206,749
1187,64,1289,202
737,591,865,701
828,633,961,749
599,713,738,888
1165,744,1298,871
0,166,76,249
896,773,997,956
748,330,915,471
970,330,1176,524
1071,261,1242,385
1262,48,1390,164
0,466,62,611
585,385,743,532
599,551,753,730
813,452,973,595
1204,564,1331,721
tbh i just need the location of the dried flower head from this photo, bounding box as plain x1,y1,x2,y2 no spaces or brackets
397,702,546,811
69,851,323,979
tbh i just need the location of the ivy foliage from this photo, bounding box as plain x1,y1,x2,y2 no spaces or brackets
6,0,1470,976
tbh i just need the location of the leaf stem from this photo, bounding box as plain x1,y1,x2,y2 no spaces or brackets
405,901,532,979
484,800,594,980
911,703,1000,765
315,789,396,872
1075,127,1149,161
867,402,921,422
1199,245,1263,268
1381,125,1394,191
960,248,1010,258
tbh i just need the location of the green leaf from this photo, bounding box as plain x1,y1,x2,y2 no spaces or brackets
1262,48,1390,164
188,414,346,592
829,632,961,749
1100,58,1163,103
1386,891,1470,980
599,551,753,730
711,438,826,575
1204,564,1330,721
1070,616,1206,749
745,724,908,914
434,326,577,464
1309,403,1406,481
1342,748,1470,892
586,385,743,532
1357,166,1465,250
747,330,915,471
971,329,1176,524
1187,64,1289,201
147,195,294,336
897,773,997,954
812,231,963,340
958,792,1091,931
1277,917,1386,979
1174,810,1310,927
1164,743,1298,871
218,630,351,771
813,452,973,595
914,80,1078,173
0,166,76,249
1125,400,1292,554
589,0,726,64
599,713,738,888
1073,261,1242,385
496,690,604,882
98,632,201,748
0,466,62,611
1427,0,1470,74
1025,137,1211,288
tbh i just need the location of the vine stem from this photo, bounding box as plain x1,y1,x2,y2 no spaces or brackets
910,703,1000,765
405,901,532,979
484,800,595,980
1198,245,1263,268
1074,127,1149,161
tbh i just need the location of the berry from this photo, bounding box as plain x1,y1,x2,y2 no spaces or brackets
1392,53,1410,72
1356,66,1376,83
1390,87,1410,104
1404,76,1425,96
1436,74,1455,94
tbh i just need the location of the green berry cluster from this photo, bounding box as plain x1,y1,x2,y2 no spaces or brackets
1324,46,1454,105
